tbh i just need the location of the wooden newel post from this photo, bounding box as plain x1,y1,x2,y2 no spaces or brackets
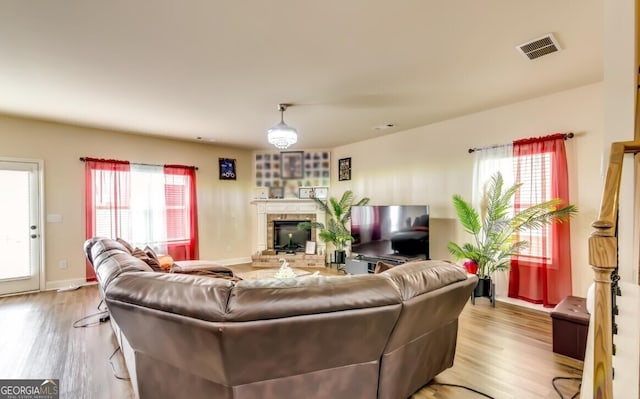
589,230,616,399
586,141,633,399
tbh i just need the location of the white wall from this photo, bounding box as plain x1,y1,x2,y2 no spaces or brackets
331,82,604,297
0,114,255,289
0,82,606,297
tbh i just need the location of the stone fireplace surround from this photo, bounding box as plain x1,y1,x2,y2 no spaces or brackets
268,215,316,251
251,199,327,267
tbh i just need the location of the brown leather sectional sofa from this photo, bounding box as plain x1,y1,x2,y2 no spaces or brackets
84,237,477,399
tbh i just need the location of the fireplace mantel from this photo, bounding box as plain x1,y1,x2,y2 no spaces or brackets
251,199,326,254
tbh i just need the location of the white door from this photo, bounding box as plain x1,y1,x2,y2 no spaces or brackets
0,160,41,295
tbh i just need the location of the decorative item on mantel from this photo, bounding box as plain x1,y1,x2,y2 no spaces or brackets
268,187,284,199
299,186,328,200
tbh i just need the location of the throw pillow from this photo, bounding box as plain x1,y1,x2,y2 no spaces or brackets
144,245,159,262
131,247,147,259
116,238,134,254
157,255,175,271
132,247,163,272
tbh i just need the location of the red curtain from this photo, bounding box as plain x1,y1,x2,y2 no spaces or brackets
164,165,199,260
85,160,198,280
508,134,572,307
84,158,131,281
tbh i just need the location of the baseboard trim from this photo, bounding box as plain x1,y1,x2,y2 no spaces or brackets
45,278,97,291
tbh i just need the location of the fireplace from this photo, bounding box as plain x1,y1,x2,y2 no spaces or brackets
273,220,311,253
251,199,327,255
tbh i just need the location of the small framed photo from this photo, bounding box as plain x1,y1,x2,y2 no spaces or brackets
269,186,284,199
305,241,316,255
299,187,313,199
281,151,304,179
254,187,268,199
219,158,236,180
313,187,329,199
338,157,351,181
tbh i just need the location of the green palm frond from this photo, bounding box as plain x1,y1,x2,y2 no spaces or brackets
301,190,370,251
483,174,520,230
448,171,578,278
452,195,481,235
312,196,332,215
512,200,577,231
338,190,354,211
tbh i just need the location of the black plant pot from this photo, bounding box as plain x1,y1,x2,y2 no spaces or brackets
474,277,492,297
334,250,346,265
471,277,495,307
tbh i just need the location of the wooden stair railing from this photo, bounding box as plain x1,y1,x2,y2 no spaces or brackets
589,140,640,399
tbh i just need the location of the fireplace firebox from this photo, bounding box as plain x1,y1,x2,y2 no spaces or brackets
273,220,311,253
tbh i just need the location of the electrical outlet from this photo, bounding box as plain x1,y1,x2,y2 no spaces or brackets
59,260,68,269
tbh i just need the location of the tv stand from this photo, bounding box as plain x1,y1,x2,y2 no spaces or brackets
345,254,426,275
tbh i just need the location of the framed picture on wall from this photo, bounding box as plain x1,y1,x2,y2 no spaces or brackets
338,157,351,181
281,151,304,179
219,158,236,180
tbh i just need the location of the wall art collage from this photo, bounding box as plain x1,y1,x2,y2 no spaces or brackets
255,150,331,198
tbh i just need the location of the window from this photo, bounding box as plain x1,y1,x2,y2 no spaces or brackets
474,149,553,262
85,159,198,281
472,134,572,306
512,152,553,262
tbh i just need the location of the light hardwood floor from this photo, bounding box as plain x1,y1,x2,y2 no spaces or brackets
0,273,583,399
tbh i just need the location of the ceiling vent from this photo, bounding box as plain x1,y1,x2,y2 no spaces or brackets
516,33,561,60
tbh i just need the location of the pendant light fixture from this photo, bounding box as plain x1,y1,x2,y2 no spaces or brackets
267,103,298,149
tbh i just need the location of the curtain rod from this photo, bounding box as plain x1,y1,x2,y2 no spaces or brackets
79,157,198,170
468,132,574,154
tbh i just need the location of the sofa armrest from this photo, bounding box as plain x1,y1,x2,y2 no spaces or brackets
171,260,231,273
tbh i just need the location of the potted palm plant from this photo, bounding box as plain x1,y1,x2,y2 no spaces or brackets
447,172,577,300
298,190,370,265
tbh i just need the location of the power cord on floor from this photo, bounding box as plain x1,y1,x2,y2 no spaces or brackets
430,382,495,398
552,376,581,399
108,345,131,381
72,299,110,328
96,299,107,312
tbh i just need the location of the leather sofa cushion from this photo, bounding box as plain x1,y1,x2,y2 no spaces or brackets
86,238,153,289
382,260,468,301
226,274,401,321
106,272,234,322
95,252,154,289
85,237,131,263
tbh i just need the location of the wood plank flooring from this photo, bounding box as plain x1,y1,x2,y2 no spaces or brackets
0,285,134,399
416,299,583,399
0,272,583,399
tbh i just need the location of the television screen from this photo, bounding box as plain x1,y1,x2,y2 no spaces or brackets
350,205,429,259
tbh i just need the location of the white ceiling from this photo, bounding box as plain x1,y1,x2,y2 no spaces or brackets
0,1,603,150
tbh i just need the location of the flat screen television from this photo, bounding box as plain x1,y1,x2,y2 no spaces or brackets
350,205,429,260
